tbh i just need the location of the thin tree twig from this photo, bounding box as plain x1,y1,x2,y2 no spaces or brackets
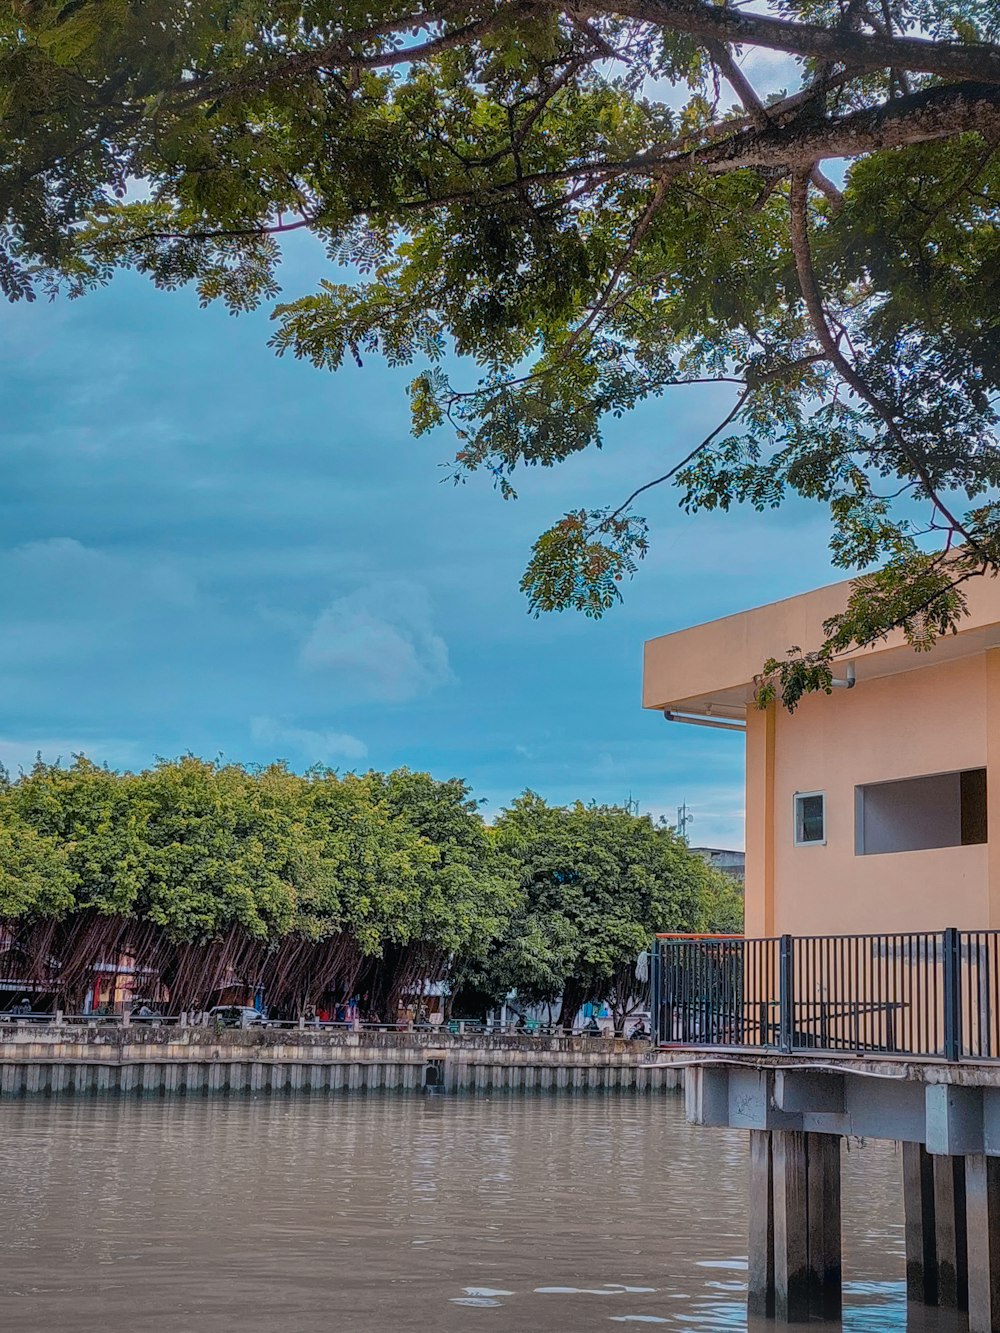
103,216,316,247
592,385,752,534
557,176,670,360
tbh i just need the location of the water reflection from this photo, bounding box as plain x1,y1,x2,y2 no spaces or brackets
0,1094,968,1331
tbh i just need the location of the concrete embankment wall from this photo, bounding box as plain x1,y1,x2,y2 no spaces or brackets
0,1026,683,1098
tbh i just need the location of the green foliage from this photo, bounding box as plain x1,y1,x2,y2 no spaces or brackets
483,793,719,1016
369,768,519,958
521,509,649,617
4,2,998,699
0,759,730,1015
4,757,146,916
0,818,75,920
300,768,438,955
699,871,745,935
134,758,302,941
0,758,522,964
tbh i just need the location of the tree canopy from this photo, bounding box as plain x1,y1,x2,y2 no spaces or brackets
482,792,739,1029
4,1,997,701
0,756,736,1017
0,756,520,1013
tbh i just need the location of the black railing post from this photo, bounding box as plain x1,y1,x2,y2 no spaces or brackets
779,934,794,1053
650,940,663,1045
943,927,962,1062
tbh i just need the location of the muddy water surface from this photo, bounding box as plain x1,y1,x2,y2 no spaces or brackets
0,1094,968,1331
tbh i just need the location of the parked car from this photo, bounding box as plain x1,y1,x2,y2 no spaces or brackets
208,1005,267,1029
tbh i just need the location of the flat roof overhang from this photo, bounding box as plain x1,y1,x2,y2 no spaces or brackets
643,573,1000,719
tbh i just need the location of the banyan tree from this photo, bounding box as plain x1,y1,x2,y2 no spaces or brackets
0,756,518,1017
0,754,736,1018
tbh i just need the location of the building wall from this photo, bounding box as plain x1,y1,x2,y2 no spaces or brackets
746,652,993,936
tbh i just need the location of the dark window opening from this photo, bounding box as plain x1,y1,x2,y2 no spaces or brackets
794,792,825,846
855,768,987,856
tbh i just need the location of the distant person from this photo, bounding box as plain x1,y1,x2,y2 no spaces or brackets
136,1004,154,1018
584,1016,601,1036
629,1019,649,1041
15,997,31,1016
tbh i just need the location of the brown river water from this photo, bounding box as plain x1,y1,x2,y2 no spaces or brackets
0,1093,968,1332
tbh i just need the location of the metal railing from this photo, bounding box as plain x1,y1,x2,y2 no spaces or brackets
652,930,1000,1062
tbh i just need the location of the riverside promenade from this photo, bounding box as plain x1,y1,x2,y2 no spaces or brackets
0,1021,681,1098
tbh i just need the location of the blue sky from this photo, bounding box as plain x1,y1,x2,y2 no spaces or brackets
0,234,840,848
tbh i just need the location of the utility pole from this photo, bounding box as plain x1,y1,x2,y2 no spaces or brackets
676,802,694,841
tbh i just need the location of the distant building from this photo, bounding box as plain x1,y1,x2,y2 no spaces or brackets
690,847,745,879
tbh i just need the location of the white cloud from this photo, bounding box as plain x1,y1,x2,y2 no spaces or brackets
250,715,367,763
299,580,453,703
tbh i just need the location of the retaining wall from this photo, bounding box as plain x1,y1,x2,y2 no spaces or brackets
0,1025,683,1098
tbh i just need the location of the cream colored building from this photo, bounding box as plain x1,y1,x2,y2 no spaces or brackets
643,576,1000,938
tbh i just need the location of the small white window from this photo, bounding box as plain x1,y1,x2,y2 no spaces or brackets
794,791,826,846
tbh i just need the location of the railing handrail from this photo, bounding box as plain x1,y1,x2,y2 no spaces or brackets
659,929,946,944
655,927,1000,1064
655,932,745,940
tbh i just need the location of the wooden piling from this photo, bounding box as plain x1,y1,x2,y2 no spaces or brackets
933,1154,968,1310
749,1130,842,1323
773,1130,810,1322
903,1141,938,1305
748,1130,775,1318
806,1131,842,1319
966,1155,1000,1333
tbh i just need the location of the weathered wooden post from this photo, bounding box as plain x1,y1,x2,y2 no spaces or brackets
806,1132,842,1319
748,1130,775,1318
903,1141,938,1305
966,1155,1000,1333
755,1130,842,1322
773,1130,810,1321
933,1154,968,1310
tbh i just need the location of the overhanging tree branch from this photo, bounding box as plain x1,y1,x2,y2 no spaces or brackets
706,38,845,210
602,0,1000,82
388,82,1000,213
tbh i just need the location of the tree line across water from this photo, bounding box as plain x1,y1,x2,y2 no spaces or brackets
0,756,742,1026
